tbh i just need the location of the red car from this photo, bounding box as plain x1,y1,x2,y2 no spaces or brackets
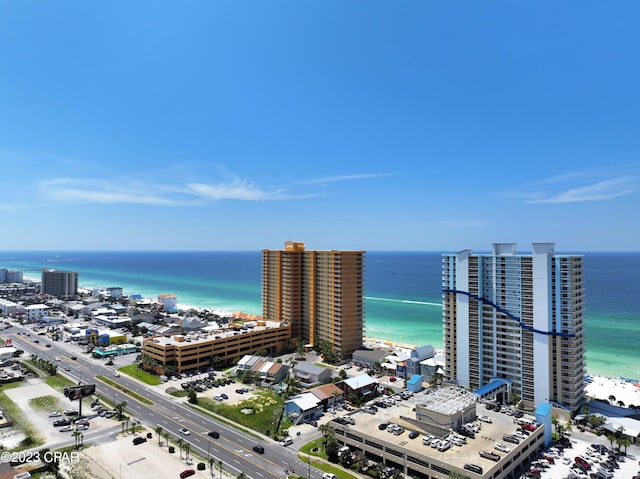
523,423,537,431
180,470,195,479
574,456,591,470
389,377,397,382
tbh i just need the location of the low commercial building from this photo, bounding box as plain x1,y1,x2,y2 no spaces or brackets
85,329,127,346
309,383,344,410
142,322,291,374
420,353,446,384
292,362,332,385
339,374,379,402
0,299,21,316
92,344,139,358
352,348,391,369
25,304,48,322
284,392,324,424
414,387,477,437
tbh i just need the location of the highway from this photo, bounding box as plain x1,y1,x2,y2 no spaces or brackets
4,323,321,479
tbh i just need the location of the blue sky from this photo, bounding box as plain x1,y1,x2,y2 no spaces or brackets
1,1,639,252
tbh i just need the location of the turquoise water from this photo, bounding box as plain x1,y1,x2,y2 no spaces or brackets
1,250,638,378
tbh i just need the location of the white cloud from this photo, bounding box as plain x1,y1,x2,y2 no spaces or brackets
39,178,199,206
38,175,320,205
187,179,286,201
526,178,635,204
299,173,392,186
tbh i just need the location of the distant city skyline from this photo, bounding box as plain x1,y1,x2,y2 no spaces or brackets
1,2,639,251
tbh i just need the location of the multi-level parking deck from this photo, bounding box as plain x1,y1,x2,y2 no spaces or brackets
328,391,545,479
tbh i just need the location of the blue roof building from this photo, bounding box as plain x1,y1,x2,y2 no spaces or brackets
406,374,423,393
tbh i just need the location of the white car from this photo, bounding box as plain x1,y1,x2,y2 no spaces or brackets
54,356,61,361
59,425,74,432
321,474,336,479
280,437,293,447
478,415,492,423
179,428,190,435
494,443,510,453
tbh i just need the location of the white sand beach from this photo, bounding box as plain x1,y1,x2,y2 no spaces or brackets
585,375,640,408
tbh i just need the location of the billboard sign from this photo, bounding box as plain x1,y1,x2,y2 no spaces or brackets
64,384,96,400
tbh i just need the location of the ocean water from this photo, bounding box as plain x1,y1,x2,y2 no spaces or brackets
1,251,638,379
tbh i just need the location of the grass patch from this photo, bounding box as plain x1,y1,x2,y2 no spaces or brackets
118,364,161,385
299,438,327,458
196,390,289,437
44,373,77,393
29,395,66,414
295,451,357,479
97,376,154,405
168,389,190,398
0,382,44,450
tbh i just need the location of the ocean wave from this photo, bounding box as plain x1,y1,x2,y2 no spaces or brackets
365,296,442,308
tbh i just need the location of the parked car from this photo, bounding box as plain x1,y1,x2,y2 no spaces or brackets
494,443,510,453
179,470,196,479
479,450,500,462
464,464,483,475
133,436,147,445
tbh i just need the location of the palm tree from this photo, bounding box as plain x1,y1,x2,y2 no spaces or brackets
564,418,573,437
155,425,164,446
184,443,191,463
72,430,81,449
176,438,184,459
115,400,128,420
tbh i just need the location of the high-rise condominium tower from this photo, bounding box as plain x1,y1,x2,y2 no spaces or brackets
41,269,78,299
262,241,365,361
442,243,585,414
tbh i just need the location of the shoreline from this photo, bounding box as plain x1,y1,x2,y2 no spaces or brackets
13,275,640,378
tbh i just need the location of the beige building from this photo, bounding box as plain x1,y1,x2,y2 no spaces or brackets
262,241,365,360
142,322,291,374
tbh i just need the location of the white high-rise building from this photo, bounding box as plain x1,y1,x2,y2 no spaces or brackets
442,243,586,414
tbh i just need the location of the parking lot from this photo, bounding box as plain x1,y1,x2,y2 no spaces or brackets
533,435,640,479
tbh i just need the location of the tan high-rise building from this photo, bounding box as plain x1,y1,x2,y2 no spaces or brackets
262,241,365,361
